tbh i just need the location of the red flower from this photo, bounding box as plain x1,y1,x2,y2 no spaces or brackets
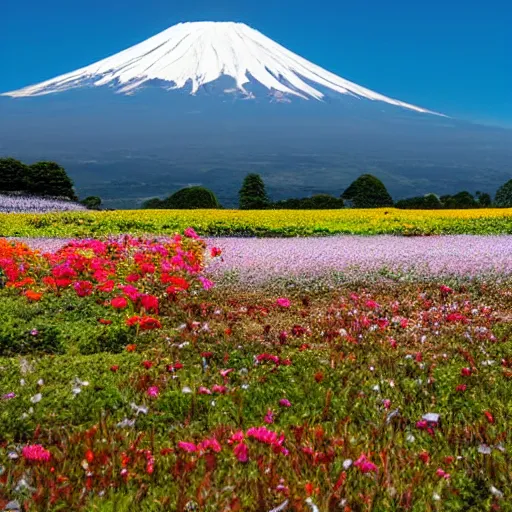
314,372,324,383
97,280,115,293
140,263,156,274
461,367,472,377
126,316,140,327
111,296,128,309
419,451,430,464
85,449,94,463
142,360,153,369
73,280,93,297
125,273,140,283
25,290,43,302
440,285,453,295
140,294,159,314
456,384,467,392
99,318,113,325
484,411,495,424
126,344,137,352
210,247,222,257
110,365,119,372
139,316,162,331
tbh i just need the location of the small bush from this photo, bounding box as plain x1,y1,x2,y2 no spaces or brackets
165,186,220,209
273,194,344,209
495,179,512,207
341,174,394,208
396,194,442,210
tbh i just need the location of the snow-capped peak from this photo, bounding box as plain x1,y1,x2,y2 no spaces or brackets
2,21,437,114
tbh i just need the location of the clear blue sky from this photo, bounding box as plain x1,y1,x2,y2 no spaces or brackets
1,0,509,126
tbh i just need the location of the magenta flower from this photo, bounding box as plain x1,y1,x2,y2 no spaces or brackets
279,399,291,408
436,468,451,480
197,386,212,395
178,441,197,453
264,409,274,424
354,454,378,473
234,442,249,462
198,276,214,290
184,227,200,240
146,386,159,398
1,392,16,400
22,444,51,462
276,297,291,308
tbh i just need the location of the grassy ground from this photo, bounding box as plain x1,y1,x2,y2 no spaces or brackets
2,208,512,238
1,279,512,511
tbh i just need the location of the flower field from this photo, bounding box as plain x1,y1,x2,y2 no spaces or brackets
2,207,512,238
1,230,512,511
0,195,86,214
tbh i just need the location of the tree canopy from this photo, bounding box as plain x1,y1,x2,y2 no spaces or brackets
341,174,394,208
495,179,512,208
239,174,270,210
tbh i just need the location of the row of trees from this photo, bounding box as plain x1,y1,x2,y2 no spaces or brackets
144,173,512,210
0,158,102,209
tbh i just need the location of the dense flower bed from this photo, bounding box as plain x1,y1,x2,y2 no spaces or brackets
2,207,512,238
0,194,86,214
0,232,511,510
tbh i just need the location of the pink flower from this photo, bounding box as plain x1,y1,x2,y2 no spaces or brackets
276,297,291,308
264,409,274,424
229,431,245,444
184,227,200,240
383,399,391,409
111,296,128,309
279,399,291,408
233,442,249,462
365,300,380,310
178,441,197,453
198,276,214,290
197,386,212,395
220,368,234,378
199,438,222,453
354,454,378,473
436,468,451,479
147,386,159,398
22,444,51,462
73,280,93,297
212,384,227,394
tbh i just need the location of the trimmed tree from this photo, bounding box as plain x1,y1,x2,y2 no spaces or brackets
341,174,393,208
165,186,220,209
26,161,76,199
81,196,102,210
239,174,270,210
0,158,28,192
495,179,512,207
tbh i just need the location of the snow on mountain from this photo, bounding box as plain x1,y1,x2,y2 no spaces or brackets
2,21,437,114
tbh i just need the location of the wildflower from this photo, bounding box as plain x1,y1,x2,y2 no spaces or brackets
212,384,227,394
73,280,93,297
276,297,291,308
210,247,222,257
478,444,492,455
99,318,112,325
198,276,214,290
199,438,222,453
279,398,291,408
140,294,159,313
436,468,450,480
440,285,453,295
30,393,42,404
126,343,137,352
484,411,495,424
147,386,159,398
21,444,51,462
85,450,94,463
264,409,274,424
2,392,16,400
461,367,472,377
354,454,378,473
456,384,467,392
233,442,249,462
197,386,211,395
142,360,153,369
178,441,198,453
184,227,200,239
111,296,128,309
382,399,391,409
419,451,430,464
314,372,324,383
110,365,119,372
25,290,42,301
130,402,148,415
490,486,504,499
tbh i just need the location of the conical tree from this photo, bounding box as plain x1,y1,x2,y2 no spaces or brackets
495,179,512,207
341,174,393,208
0,158,28,192
239,174,270,209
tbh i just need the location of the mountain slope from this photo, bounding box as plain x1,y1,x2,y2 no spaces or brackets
2,21,436,114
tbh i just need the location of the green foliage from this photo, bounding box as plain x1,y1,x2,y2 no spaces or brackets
273,194,344,209
81,196,102,210
442,191,478,209
26,161,76,199
239,173,270,210
341,174,394,208
396,193,442,210
141,197,165,209
495,179,512,207
0,158,28,192
165,186,220,209
476,191,492,207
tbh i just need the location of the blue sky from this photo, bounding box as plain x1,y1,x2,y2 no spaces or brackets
1,0,509,126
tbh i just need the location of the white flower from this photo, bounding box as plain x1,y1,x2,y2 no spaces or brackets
478,444,491,455
406,434,415,443
30,393,42,404
182,387,192,394
37,379,44,386
305,498,319,512
343,459,353,469
117,418,136,428
422,413,440,423
432,493,441,501
372,384,380,392
72,387,82,396
490,486,503,499
20,379,25,387
130,402,148,415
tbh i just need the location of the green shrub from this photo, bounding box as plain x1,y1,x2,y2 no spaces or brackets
495,179,512,207
0,321,64,356
442,191,478,209
239,173,270,210
142,197,165,209
341,174,394,208
0,158,28,192
396,193,442,209
78,325,134,355
273,194,344,209
81,196,102,210
165,186,220,209
26,161,76,199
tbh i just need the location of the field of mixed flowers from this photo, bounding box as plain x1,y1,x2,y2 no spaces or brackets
1,226,512,511
2,207,512,238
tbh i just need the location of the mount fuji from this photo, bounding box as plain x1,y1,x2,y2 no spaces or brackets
1,21,510,207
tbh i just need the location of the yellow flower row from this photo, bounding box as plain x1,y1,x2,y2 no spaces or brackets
1,208,512,237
